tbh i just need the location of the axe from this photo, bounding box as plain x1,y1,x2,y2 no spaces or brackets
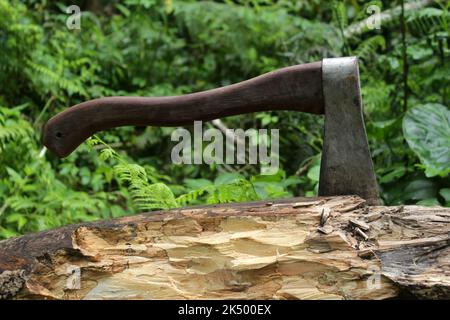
43,57,380,205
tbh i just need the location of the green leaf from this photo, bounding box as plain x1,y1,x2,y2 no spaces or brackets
214,173,244,185
379,165,406,184
184,178,212,190
251,170,285,183
333,1,348,28
115,3,131,17
439,188,450,202
281,176,303,188
209,179,259,203
369,118,401,139
307,165,320,182
99,148,114,161
416,198,441,206
253,182,290,199
0,227,18,239
403,179,438,201
6,213,28,231
407,46,433,60
134,183,179,210
403,104,450,177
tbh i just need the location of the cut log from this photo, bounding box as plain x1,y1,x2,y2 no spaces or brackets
0,196,449,300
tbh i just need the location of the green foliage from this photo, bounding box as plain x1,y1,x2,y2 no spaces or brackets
0,105,33,151
0,106,117,239
355,35,386,60
406,7,448,36
0,0,448,239
403,104,450,177
88,137,269,210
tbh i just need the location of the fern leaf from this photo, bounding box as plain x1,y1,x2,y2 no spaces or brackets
406,7,447,36
131,183,179,210
0,106,33,151
333,1,348,29
355,35,386,59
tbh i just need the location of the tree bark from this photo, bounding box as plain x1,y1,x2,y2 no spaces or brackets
0,196,449,300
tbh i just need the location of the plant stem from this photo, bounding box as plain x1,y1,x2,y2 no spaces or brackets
33,96,55,128
400,0,409,113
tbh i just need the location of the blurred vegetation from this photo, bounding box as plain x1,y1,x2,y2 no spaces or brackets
0,0,448,239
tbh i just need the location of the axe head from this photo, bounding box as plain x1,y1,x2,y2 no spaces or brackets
318,57,380,205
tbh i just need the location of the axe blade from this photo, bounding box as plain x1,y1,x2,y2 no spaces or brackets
318,57,380,205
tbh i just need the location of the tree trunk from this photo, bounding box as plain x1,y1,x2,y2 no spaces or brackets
0,195,449,300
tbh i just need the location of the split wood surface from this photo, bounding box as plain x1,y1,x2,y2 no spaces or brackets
0,196,449,300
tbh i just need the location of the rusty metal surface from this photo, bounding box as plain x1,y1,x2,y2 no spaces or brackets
318,57,380,205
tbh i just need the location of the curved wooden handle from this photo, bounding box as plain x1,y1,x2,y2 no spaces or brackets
43,61,323,157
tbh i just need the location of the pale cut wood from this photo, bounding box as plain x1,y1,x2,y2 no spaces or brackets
0,196,449,300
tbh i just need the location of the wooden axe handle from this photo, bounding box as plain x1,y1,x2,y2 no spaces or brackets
43,61,323,157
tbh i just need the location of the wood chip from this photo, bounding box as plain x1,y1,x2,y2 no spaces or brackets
317,225,333,234
346,235,358,248
349,218,370,231
292,200,322,208
355,227,369,241
320,208,331,227
358,249,375,259
365,212,382,222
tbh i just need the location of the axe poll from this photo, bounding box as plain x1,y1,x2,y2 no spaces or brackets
43,57,380,205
